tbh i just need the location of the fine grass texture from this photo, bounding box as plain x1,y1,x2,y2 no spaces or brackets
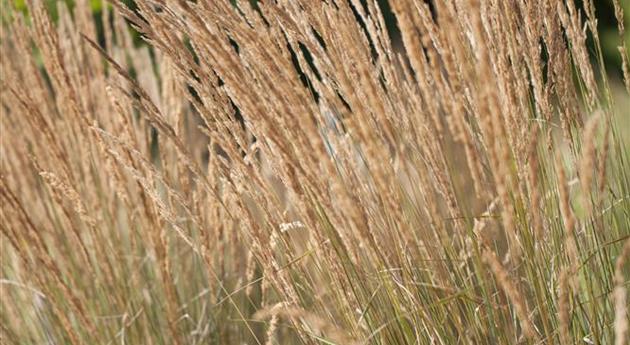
1,0,629,344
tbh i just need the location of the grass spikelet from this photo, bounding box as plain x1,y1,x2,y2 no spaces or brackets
556,150,579,267
482,248,538,341
558,268,573,345
579,112,601,215
612,0,630,94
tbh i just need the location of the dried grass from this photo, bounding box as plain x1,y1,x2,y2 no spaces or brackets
1,0,629,344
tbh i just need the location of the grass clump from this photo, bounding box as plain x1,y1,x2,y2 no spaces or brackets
1,0,629,344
